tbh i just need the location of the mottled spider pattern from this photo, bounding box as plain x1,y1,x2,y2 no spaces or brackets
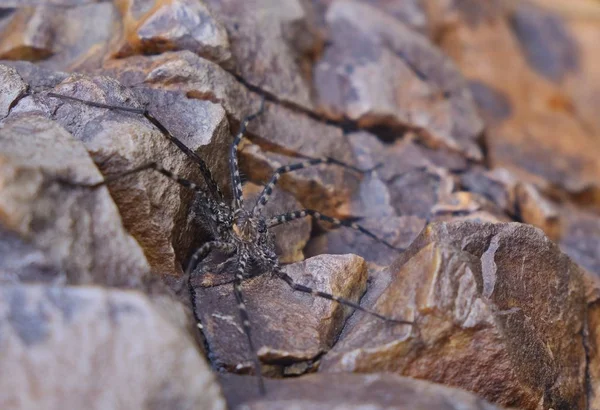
48,91,414,394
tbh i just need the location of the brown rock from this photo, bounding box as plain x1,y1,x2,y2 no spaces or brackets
242,182,311,264
460,167,562,240
430,191,511,223
203,0,318,110
442,2,600,202
101,51,361,219
320,222,587,409
112,0,232,67
219,372,506,410
9,73,230,278
0,284,225,410
515,182,562,241
192,254,367,374
0,6,55,61
314,0,483,160
0,113,149,286
239,113,362,219
0,4,117,71
584,269,600,409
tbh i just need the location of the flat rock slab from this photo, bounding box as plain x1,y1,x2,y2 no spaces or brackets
320,222,587,409
0,284,225,410
219,372,507,410
192,254,368,373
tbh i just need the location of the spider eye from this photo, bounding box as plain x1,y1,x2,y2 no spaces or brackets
258,223,267,233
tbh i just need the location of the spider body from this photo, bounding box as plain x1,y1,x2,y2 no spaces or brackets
48,90,414,395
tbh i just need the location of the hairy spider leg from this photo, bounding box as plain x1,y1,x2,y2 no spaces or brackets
252,157,377,216
268,209,405,251
233,251,266,395
58,161,211,201
229,97,266,211
184,241,236,276
47,92,223,201
274,268,413,325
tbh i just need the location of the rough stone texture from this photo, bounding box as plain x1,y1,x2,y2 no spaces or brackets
101,51,362,219
0,113,149,287
112,0,232,67
192,254,367,374
314,0,484,160
321,222,587,410
8,73,230,278
0,64,26,118
0,59,68,91
203,0,318,110
0,1,599,408
0,284,225,410
220,372,506,410
441,1,600,204
243,182,311,264
560,206,600,278
0,3,118,71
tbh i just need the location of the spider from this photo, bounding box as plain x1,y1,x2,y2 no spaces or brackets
47,90,415,394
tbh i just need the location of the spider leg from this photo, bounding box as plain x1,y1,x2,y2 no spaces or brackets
232,251,266,395
229,97,265,211
252,157,379,215
184,241,235,276
47,92,223,200
275,268,413,326
267,209,404,251
57,161,211,200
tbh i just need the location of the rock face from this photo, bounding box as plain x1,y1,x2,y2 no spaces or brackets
1,1,599,409
192,254,369,374
220,372,505,410
0,110,149,287
321,222,587,409
0,284,225,410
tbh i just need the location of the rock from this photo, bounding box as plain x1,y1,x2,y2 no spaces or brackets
0,6,55,61
0,113,149,287
203,0,318,110
242,182,311,264
460,168,562,240
112,0,232,68
441,2,600,204
430,191,511,223
560,206,600,278
219,372,506,410
9,72,230,278
311,0,432,36
314,0,484,160
0,64,26,118
320,222,587,409
0,284,225,410
0,3,118,71
239,112,362,219
0,60,68,91
101,51,362,219
191,254,368,374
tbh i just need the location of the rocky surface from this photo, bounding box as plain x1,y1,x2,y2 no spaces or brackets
192,254,368,375
0,1,599,409
0,284,225,410
220,372,505,410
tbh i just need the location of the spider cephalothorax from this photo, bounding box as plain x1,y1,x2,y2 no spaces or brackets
48,90,414,395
